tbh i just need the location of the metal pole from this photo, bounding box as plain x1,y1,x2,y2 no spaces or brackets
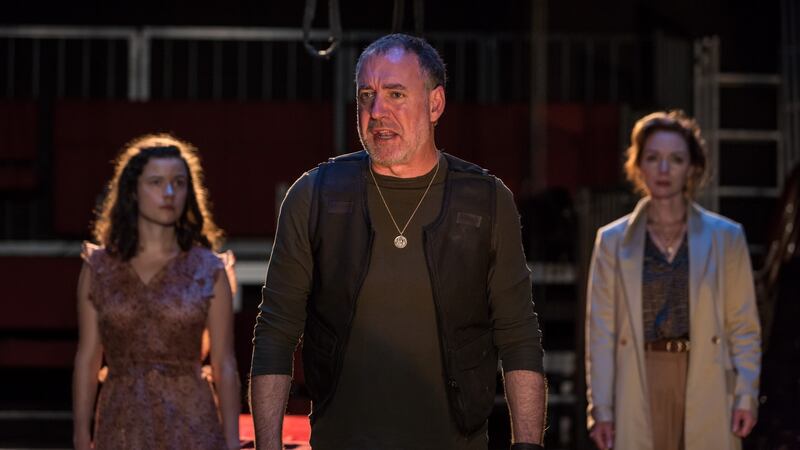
711,37,720,212
609,37,618,102
333,44,347,154
529,0,548,191
57,39,65,98
287,41,297,101
238,41,247,101
212,41,222,100
782,0,792,178
788,0,796,173
81,39,90,98
106,40,116,98
262,42,273,100
188,41,198,100
139,29,152,101
163,40,172,99
127,31,140,100
32,39,40,99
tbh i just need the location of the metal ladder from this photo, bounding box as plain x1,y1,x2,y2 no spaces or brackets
694,36,782,255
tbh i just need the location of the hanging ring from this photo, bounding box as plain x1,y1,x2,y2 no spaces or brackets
302,0,342,58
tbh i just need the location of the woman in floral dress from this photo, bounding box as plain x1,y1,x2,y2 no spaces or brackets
72,134,240,450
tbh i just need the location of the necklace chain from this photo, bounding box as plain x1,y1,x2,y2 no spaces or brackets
369,155,440,249
648,221,686,257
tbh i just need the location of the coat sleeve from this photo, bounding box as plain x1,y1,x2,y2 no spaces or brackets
723,225,761,413
585,228,617,428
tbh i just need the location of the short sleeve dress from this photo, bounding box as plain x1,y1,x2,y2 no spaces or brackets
81,242,234,450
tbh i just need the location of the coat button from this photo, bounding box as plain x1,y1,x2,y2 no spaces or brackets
619,338,627,346
711,336,720,344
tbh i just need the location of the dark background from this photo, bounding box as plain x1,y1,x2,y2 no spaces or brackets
0,1,788,449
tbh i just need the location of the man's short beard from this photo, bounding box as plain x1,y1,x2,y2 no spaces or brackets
364,145,410,167
359,132,409,167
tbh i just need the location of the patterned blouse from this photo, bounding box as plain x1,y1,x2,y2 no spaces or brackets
642,232,690,342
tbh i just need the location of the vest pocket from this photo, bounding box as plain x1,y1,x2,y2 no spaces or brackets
302,315,338,416
325,200,353,214
304,315,336,357
456,330,494,369
456,212,483,228
451,330,498,433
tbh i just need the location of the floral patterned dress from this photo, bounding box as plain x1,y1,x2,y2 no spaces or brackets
81,243,233,450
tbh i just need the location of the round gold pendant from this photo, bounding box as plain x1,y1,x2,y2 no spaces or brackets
393,235,408,249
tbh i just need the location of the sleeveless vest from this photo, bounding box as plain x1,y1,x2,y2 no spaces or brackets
304,150,498,435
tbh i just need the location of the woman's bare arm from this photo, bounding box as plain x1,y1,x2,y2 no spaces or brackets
72,263,103,450
208,271,241,450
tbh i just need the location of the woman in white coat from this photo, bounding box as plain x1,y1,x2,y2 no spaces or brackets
585,110,761,450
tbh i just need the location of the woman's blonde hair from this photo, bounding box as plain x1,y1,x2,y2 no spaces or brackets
624,110,709,197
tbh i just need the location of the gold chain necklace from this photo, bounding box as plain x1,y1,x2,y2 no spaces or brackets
648,221,686,258
368,156,440,249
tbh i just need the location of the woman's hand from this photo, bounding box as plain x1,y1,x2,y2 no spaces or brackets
73,432,93,450
731,408,756,438
589,421,614,450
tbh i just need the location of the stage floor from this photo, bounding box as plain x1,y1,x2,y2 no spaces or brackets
240,413,310,449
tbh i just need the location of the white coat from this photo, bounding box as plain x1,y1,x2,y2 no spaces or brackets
585,198,761,450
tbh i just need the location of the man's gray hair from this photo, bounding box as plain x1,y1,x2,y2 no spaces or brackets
355,33,447,90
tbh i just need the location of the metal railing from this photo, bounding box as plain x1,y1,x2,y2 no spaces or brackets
0,26,137,99
0,25,674,241
782,0,800,174
1,26,655,105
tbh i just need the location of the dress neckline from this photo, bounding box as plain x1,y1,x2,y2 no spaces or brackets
127,249,189,287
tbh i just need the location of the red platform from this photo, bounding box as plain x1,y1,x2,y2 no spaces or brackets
240,414,310,449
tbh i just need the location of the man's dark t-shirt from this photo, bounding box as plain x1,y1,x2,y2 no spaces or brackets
251,154,543,449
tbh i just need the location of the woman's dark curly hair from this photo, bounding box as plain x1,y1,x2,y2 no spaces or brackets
92,133,224,260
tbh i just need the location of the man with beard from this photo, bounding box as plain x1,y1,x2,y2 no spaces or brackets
250,33,546,450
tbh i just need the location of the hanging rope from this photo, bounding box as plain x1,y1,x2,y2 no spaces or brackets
302,0,342,59
413,0,424,36
391,0,425,36
392,0,405,33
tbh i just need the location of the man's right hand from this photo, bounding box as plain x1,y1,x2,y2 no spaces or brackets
589,421,614,450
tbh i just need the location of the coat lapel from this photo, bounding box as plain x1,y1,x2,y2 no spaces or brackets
688,202,712,336
619,197,648,385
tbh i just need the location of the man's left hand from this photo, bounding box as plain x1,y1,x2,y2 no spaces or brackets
731,408,756,438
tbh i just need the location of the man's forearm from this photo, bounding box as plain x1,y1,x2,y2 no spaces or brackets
250,374,292,450
504,369,547,444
